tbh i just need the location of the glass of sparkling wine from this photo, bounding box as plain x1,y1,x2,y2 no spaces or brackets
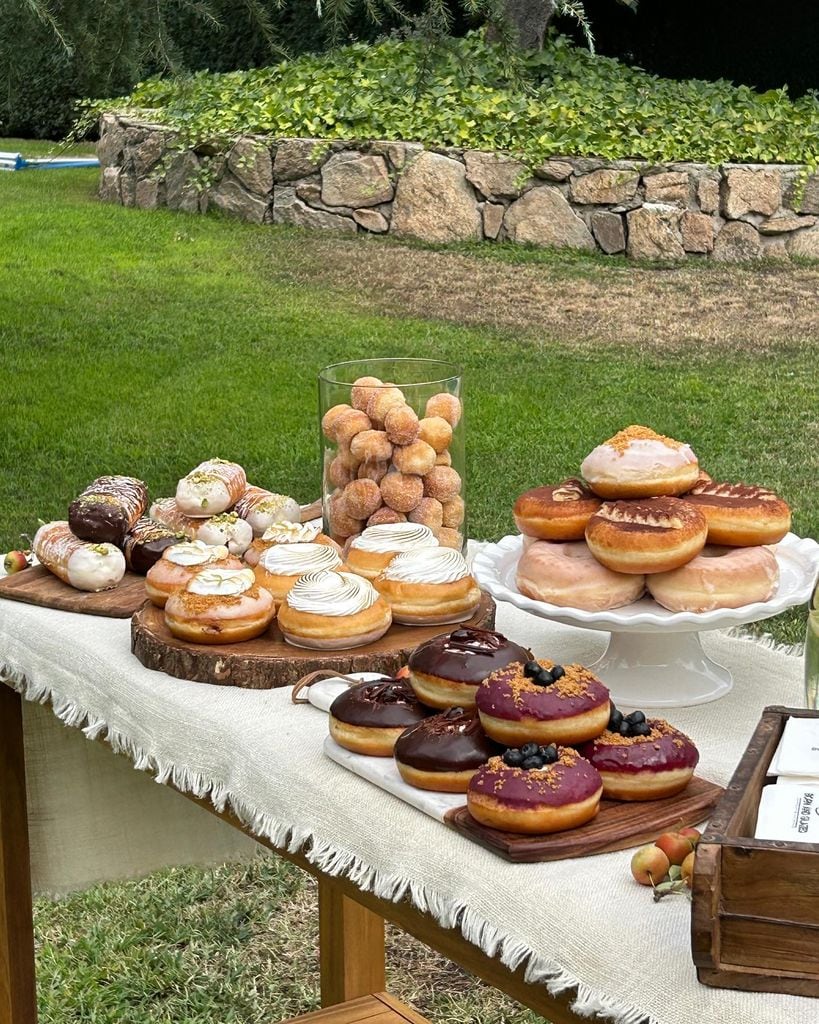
806,577,819,709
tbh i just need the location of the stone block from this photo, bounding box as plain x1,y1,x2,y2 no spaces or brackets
680,211,714,253
643,171,689,206
626,205,684,260
464,150,532,199
134,178,164,210
712,221,763,261
321,152,393,208
209,177,269,223
391,151,481,243
273,186,357,233
722,167,782,219
98,166,122,203
796,173,819,215
97,121,126,169
482,202,505,240
590,210,626,254
787,227,819,258
384,142,423,171
353,208,389,233
759,214,817,234
696,174,721,215
166,151,202,212
534,160,573,182
570,168,640,205
228,138,273,196
503,186,595,250
274,139,329,181
131,132,166,176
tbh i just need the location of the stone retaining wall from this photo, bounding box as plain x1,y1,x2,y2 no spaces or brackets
98,113,819,261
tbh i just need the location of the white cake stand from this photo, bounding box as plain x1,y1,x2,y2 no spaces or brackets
472,533,819,710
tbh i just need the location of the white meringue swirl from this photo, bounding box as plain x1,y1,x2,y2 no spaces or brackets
165,540,229,566
188,567,256,596
350,523,437,554
285,570,378,616
258,542,341,576
382,547,471,584
261,520,321,544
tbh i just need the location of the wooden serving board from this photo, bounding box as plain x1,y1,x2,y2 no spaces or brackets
131,593,496,688
0,565,148,618
445,776,723,862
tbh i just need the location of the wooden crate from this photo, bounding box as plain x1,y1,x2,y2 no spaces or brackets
692,705,819,997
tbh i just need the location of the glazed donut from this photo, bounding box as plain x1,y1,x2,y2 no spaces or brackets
380,472,424,514
366,387,406,427
350,429,393,464
322,403,353,441
441,496,465,529
393,440,437,477
408,497,444,531
145,540,241,607
581,425,700,499
417,416,453,454
647,545,779,612
514,479,602,542
345,522,437,579
374,547,481,625
585,498,707,574
683,481,792,546
253,542,345,606
176,459,247,517
334,409,372,446
408,627,532,710
164,567,274,644
233,486,301,537
384,405,420,446
425,393,462,428
423,466,462,502
476,660,611,746
277,570,392,649
576,709,699,801
350,376,384,412
243,520,339,568
343,479,383,520
395,707,499,792
467,747,603,834
329,676,428,757
517,540,644,611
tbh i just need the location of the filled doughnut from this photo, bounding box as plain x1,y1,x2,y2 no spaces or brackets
513,479,602,541
682,480,792,546
581,425,700,499
374,547,481,625
346,523,438,580
467,745,603,834
277,570,393,649
68,475,149,546
164,567,275,644
329,676,429,757
123,518,184,574
576,707,699,800
394,707,499,792
33,521,126,592
244,520,339,568
476,659,611,746
253,542,345,606
647,545,779,612
175,459,247,517
516,540,644,611
585,497,707,574
233,486,301,537
145,540,241,607
408,627,532,710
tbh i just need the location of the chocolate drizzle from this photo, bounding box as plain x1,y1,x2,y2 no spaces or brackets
69,476,149,546
409,628,532,685
330,677,429,729
123,517,185,574
395,707,500,771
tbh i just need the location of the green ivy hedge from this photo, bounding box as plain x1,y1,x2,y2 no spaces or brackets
102,32,819,167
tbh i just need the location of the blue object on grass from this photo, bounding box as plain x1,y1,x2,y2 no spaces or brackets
0,151,99,172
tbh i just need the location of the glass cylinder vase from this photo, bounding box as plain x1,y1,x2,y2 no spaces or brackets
318,358,465,552
806,577,819,709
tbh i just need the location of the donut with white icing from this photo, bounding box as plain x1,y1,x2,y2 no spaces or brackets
345,522,439,580
145,540,242,607
647,545,779,612
244,520,340,567
164,567,275,644
581,426,700,499
196,512,254,556
253,542,345,607
277,570,392,649
373,547,481,625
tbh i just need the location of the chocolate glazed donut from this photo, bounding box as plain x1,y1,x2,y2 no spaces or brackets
329,677,430,756
69,475,149,546
394,707,501,792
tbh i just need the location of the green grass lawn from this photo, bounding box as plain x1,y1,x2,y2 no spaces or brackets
2,147,817,1024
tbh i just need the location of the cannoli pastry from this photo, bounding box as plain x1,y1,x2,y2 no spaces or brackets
122,517,184,574
175,459,247,517
243,519,339,568
148,497,202,538
145,539,242,607
164,567,275,645
345,523,438,580
277,570,392,650
68,475,148,546
374,547,481,625
33,521,126,592
253,541,345,607
196,512,253,556
233,485,301,537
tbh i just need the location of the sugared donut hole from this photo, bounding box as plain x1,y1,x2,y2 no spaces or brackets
438,527,463,549
343,479,383,519
328,455,356,489
384,404,420,446
367,507,407,527
381,472,424,513
418,416,453,454
441,496,465,528
350,429,393,463
408,497,444,531
393,439,437,476
322,403,352,442
357,461,390,484
350,376,383,412
366,388,406,427
425,392,462,427
423,466,462,502
335,409,372,446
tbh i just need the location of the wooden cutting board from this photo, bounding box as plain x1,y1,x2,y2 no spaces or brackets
131,593,496,688
445,776,722,862
0,565,148,618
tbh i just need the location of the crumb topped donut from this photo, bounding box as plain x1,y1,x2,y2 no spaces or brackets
683,481,792,546
576,708,699,800
516,540,644,611
585,497,707,574
329,676,428,756
581,426,700,499
514,479,602,541
145,540,241,607
476,659,611,746
164,567,275,644
395,707,499,792
467,745,603,834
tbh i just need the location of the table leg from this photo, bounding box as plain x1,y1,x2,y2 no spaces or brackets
0,685,37,1024
318,875,386,1006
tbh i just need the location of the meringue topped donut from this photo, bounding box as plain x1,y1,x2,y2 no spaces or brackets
576,710,699,800
346,523,438,580
233,486,301,537
408,628,532,710
476,659,611,746
516,540,644,611
253,542,344,606
145,540,241,607
581,426,699,499
647,545,779,612
196,512,253,556
585,497,707,574
374,547,481,625
467,746,603,834
277,570,392,650
514,479,602,541
164,567,275,644
175,459,247,516
683,481,792,546
329,676,428,757
395,707,499,792
243,520,339,568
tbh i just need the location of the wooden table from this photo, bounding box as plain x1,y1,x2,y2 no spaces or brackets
0,682,589,1024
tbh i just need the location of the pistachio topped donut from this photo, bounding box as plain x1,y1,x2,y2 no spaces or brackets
346,522,438,580
329,676,429,757
394,707,500,792
164,567,275,644
682,480,791,546
145,539,241,607
253,542,345,606
197,512,254,556
476,659,611,746
585,497,707,574
581,425,700,499
513,478,602,541
467,745,603,834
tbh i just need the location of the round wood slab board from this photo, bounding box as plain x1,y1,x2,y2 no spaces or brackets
131,593,496,688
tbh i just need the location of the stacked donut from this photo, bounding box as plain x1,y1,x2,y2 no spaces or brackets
322,377,465,552
513,425,789,613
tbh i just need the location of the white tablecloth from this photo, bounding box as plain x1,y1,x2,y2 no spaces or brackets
0,588,812,1024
